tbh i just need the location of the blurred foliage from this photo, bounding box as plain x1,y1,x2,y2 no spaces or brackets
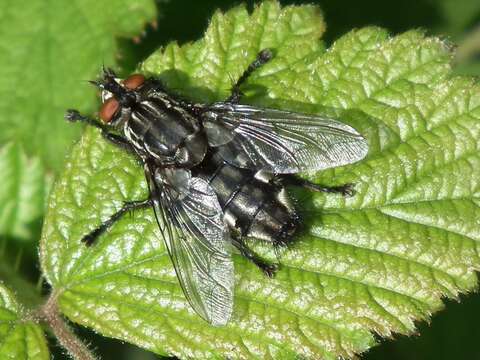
0,284,49,359
0,0,157,314
0,0,157,172
0,143,45,243
0,0,479,359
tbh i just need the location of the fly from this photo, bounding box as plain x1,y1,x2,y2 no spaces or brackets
65,49,368,326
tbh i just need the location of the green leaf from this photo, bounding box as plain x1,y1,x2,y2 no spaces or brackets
0,143,45,242
455,61,480,76
0,0,157,170
40,1,480,359
0,283,49,359
454,27,480,76
433,0,480,36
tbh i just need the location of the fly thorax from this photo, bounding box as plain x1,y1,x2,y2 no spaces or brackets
127,98,207,167
112,107,131,128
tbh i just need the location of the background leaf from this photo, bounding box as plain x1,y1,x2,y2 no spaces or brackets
0,0,157,171
0,143,45,243
40,1,480,359
0,283,49,359
0,0,159,357
432,0,480,36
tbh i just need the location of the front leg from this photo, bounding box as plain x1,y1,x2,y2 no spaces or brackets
65,109,135,153
65,109,108,131
101,131,136,153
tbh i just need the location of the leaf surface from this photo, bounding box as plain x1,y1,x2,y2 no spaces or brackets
40,1,480,359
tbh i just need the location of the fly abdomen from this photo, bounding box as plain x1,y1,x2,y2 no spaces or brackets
194,151,299,245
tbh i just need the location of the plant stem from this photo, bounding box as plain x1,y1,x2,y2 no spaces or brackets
39,291,97,360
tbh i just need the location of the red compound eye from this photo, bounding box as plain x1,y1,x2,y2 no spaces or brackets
123,74,145,90
99,97,119,123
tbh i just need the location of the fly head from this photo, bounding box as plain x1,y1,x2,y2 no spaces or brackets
93,68,146,126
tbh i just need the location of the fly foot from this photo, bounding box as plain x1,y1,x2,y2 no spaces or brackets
337,183,356,197
261,262,280,278
81,228,102,247
65,109,83,122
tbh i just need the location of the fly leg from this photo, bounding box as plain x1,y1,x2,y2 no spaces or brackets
65,109,108,131
232,236,279,277
226,49,273,104
278,175,356,197
101,132,135,153
65,109,134,153
82,198,152,246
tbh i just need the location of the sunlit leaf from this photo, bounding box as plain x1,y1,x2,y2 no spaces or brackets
40,1,480,358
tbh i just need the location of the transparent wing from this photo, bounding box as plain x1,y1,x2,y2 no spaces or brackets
146,166,234,326
203,103,369,173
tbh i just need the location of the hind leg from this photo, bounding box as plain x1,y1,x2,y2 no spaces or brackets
277,175,356,197
232,236,278,277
